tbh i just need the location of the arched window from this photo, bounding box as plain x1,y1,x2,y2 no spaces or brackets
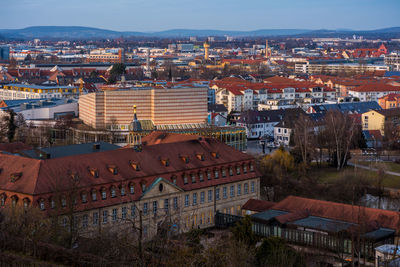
92,190,97,201
128,183,135,194
39,199,45,210
0,193,6,206
110,186,116,198
120,185,126,196
11,195,18,207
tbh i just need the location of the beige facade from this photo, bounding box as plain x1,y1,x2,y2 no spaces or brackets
63,177,259,238
79,87,208,129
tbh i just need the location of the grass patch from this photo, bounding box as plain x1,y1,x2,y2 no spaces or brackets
309,164,400,189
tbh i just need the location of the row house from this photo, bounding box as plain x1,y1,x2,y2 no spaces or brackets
0,132,260,239
348,84,400,102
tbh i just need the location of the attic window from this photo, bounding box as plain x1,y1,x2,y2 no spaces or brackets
199,171,204,182
141,182,147,192
89,168,99,178
0,194,6,206
50,198,55,209
10,172,22,183
196,153,205,161
110,186,116,198
250,163,254,172
161,158,170,167
183,173,188,185
180,155,189,163
191,173,196,183
38,199,45,210
130,161,141,171
129,183,135,194
222,168,226,177
211,152,219,158
107,165,118,175
11,195,18,207
81,192,87,203
171,175,177,185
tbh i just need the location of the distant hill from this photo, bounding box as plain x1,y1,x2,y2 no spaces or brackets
0,26,399,40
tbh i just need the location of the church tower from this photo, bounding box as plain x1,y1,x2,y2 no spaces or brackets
128,105,143,148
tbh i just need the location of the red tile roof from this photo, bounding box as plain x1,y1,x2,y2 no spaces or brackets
242,198,275,212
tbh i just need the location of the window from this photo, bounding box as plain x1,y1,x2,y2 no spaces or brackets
129,184,135,194
183,174,188,184
236,166,241,175
164,199,169,213
199,172,204,182
101,190,107,200
223,187,227,199
102,210,108,224
214,169,219,178
208,190,212,202
141,183,146,192
207,170,211,180
229,167,233,176
122,207,127,220
173,197,178,209
230,186,235,197
250,163,254,172
191,173,196,183
82,193,87,203
200,191,205,204
193,193,197,205
143,203,148,215
131,205,136,218
120,186,125,196
153,201,158,215
50,198,55,209
62,217,68,227
93,212,99,225
222,168,226,177
251,181,255,193
82,215,88,228
112,208,117,222
111,187,116,198
172,176,177,185
216,188,220,200
61,196,66,207
39,199,45,210
92,190,97,201
185,195,189,207
244,183,249,194
238,184,242,196
243,165,247,173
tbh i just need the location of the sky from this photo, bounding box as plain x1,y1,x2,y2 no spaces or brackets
1,0,399,32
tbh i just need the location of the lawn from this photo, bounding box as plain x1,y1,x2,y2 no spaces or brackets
309,164,400,189
352,161,400,174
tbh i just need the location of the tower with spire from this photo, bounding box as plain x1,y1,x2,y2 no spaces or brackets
128,105,143,148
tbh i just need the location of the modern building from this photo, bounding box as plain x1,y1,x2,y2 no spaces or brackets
296,61,389,75
0,132,260,238
78,86,208,130
88,48,124,63
0,84,81,100
385,51,400,71
348,84,400,102
0,45,10,60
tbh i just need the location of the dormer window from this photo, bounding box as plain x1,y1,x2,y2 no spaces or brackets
92,190,97,201
161,158,170,167
196,153,205,161
129,183,135,194
222,168,226,177
61,196,67,207
229,167,233,176
0,194,6,206
81,192,87,203
180,155,189,164
50,198,55,209
111,186,116,198
183,173,188,185
23,198,30,209
101,189,107,200
214,169,219,178
130,161,140,171
207,170,211,180
199,171,204,182
89,168,99,178
107,165,118,175
141,182,146,192
39,199,45,210
191,173,196,183
120,185,126,196
171,175,177,185
10,172,22,183
243,164,247,173
11,195,18,207
236,166,241,175
211,152,219,158
250,163,254,172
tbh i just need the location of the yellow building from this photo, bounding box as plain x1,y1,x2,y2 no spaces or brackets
362,108,400,135
204,41,210,60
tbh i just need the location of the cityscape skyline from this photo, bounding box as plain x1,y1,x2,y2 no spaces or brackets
2,0,399,32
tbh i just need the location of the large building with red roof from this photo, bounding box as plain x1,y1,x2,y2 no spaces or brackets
0,132,259,238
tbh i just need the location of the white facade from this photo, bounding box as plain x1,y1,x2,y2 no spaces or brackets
0,88,62,100
274,126,291,146
348,89,400,102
